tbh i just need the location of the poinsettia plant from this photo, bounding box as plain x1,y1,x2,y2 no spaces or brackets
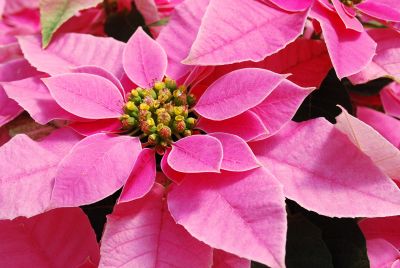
1,0,400,267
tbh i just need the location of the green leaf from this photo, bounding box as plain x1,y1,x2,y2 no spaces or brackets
286,214,334,268
40,0,102,48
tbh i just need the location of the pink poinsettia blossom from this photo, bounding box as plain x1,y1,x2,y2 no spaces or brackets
163,0,399,80
0,207,100,267
359,216,400,268
4,25,400,267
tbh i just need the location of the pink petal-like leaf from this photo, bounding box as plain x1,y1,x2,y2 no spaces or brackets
212,249,250,268
349,28,400,84
168,168,287,268
196,111,268,142
259,38,331,88
0,85,22,127
357,106,400,148
43,73,124,119
331,0,364,32
0,207,99,267
157,0,210,79
0,58,39,82
18,34,125,78
38,127,82,157
209,132,260,172
183,0,308,66
380,82,400,118
161,148,186,184
251,118,400,217
168,135,223,173
71,66,125,97
100,184,213,267
51,134,142,207
195,68,284,120
359,216,400,249
264,0,312,11
363,239,400,268
0,131,79,219
123,27,167,87
119,148,156,203
68,119,122,136
4,76,79,124
310,1,376,78
336,107,400,181
251,79,313,136
356,0,400,22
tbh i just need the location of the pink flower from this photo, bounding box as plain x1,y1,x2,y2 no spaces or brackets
2,27,400,267
160,0,400,81
0,207,100,267
359,216,400,268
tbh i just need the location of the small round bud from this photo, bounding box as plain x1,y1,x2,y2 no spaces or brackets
148,133,159,145
164,103,174,115
173,106,184,116
132,96,142,105
183,129,192,137
187,94,196,106
175,115,185,122
173,120,186,133
158,125,172,139
185,117,197,128
140,103,150,111
147,118,155,127
120,114,130,120
125,101,137,111
154,81,165,91
157,111,171,125
164,77,177,90
131,89,140,97
153,100,161,109
157,88,172,103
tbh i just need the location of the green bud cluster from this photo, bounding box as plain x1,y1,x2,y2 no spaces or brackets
120,77,197,153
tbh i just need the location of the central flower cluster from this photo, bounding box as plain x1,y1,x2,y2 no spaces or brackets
120,78,197,154
340,0,362,6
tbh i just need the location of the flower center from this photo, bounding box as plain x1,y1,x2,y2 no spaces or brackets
339,0,362,6
120,78,197,154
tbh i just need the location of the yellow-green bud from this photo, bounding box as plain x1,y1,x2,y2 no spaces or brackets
125,101,137,111
175,115,185,121
148,133,159,145
183,129,192,137
186,117,196,128
187,94,196,106
154,81,165,91
120,114,130,120
164,77,177,90
140,103,150,111
173,106,184,116
147,118,155,126
158,88,172,103
157,112,171,125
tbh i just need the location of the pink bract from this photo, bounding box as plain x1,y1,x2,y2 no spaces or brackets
1,14,400,267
